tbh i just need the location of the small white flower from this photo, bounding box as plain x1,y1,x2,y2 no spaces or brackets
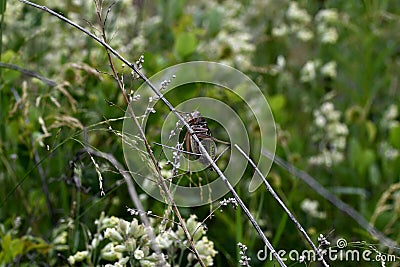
53,231,67,244
326,110,341,121
301,199,326,219
74,251,89,262
300,60,320,82
155,230,176,249
321,61,337,78
114,244,127,253
315,115,326,128
272,24,289,37
161,169,173,178
72,0,83,6
287,2,311,23
297,29,314,41
102,250,123,261
146,107,156,114
67,255,75,265
332,136,347,150
277,55,286,69
118,257,130,265
104,228,123,242
310,101,348,167
91,237,100,249
330,150,344,164
335,124,349,135
134,249,145,260
320,102,334,114
158,160,168,169
316,9,339,23
379,142,399,160
119,219,130,236
186,215,202,235
384,104,398,120
102,216,120,228
320,27,338,44
195,236,218,260
308,155,323,165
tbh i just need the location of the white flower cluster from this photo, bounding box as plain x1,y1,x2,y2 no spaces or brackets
268,55,287,76
381,104,399,130
315,9,340,44
237,242,251,266
68,251,90,265
309,102,349,167
378,142,399,160
219,197,238,211
272,2,339,44
272,2,313,41
300,60,337,82
300,198,326,219
379,104,399,160
178,215,218,267
158,159,174,179
67,212,217,266
3,2,145,83
190,0,256,69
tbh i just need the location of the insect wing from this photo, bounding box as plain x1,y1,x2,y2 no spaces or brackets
198,138,216,168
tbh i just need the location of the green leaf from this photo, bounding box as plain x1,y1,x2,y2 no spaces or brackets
174,32,197,58
0,234,12,263
368,163,380,185
269,94,286,112
348,138,362,169
206,8,222,36
365,120,377,143
1,49,17,62
389,125,400,149
165,0,186,24
348,138,376,176
269,94,286,123
357,149,376,176
0,0,6,14
24,237,50,254
10,238,24,260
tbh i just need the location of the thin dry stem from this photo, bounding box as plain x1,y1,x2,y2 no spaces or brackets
82,147,149,225
262,149,399,254
235,144,329,267
93,2,204,265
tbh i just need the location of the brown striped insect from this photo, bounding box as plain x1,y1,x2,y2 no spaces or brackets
154,110,230,179
185,111,217,169
153,111,230,203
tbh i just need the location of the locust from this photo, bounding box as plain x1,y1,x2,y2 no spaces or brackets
155,110,230,174
185,111,217,169
181,111,232,171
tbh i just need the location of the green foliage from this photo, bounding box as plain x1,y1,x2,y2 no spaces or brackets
389,125,400,149
0,0,6,14
64,212,216,266
174,32,198,58
0,219,50,265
